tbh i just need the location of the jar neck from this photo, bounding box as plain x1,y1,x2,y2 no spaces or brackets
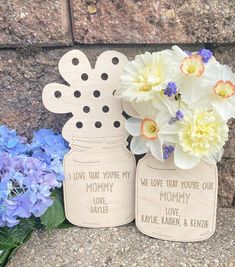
70,136,127,151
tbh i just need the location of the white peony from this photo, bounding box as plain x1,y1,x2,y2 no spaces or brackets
174,108,228,169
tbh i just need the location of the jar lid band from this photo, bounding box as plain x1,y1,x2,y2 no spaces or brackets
70,136,127,150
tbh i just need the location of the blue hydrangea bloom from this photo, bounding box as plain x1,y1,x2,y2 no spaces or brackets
30,129,69,160
0,154,61,227
0,126,28,156
0,125,69,227
0,199,20,227
0,180,11,199
29,129,69,181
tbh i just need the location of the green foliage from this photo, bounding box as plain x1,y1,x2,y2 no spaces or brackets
0,249,13,267
0,219,35,267
0,219,34,250
0,189,68,266
56,219,73,229
40,190,66,229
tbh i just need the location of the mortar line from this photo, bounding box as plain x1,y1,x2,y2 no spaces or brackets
0,43,234,52
67,0,75,45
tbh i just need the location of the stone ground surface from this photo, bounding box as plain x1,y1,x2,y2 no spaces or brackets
6,208,235,267
0,44,234,207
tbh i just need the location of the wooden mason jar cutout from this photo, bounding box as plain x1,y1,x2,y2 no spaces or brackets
42,50,136,228
136,154,218,242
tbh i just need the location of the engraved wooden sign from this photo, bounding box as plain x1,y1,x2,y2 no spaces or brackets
42,50,136,227
136,154,218,242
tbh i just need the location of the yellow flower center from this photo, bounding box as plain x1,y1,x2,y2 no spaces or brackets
141,118,159,140
140,84,152,92
180,55,205,77
137,68,162,92
213,80,235,98
179,110,228,157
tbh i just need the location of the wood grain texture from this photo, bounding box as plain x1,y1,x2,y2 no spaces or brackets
136,154,218,242
42,50,136,227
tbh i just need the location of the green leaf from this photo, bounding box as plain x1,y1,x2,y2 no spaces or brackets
56,219,73,229
0,219,35,266
40,191,65,229
0,246,21,267
0,249,13,267
0,218,34,250
0,230,15,250
10,219,34,244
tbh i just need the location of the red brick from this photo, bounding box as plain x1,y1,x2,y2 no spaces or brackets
71,0,235,44
0,0,72,46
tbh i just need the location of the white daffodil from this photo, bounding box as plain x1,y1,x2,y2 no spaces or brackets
171,45,220,105
124,103,178,161
193,64,235,120
123,87,183,119
116,51,176,103
174,108,228,169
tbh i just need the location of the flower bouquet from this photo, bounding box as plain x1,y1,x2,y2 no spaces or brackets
117,46,234,167
116,46,235,241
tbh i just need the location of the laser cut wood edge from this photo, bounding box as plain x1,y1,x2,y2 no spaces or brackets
42,49,130,142
135,154,218,242
42,49,136,228
42,49,129,115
